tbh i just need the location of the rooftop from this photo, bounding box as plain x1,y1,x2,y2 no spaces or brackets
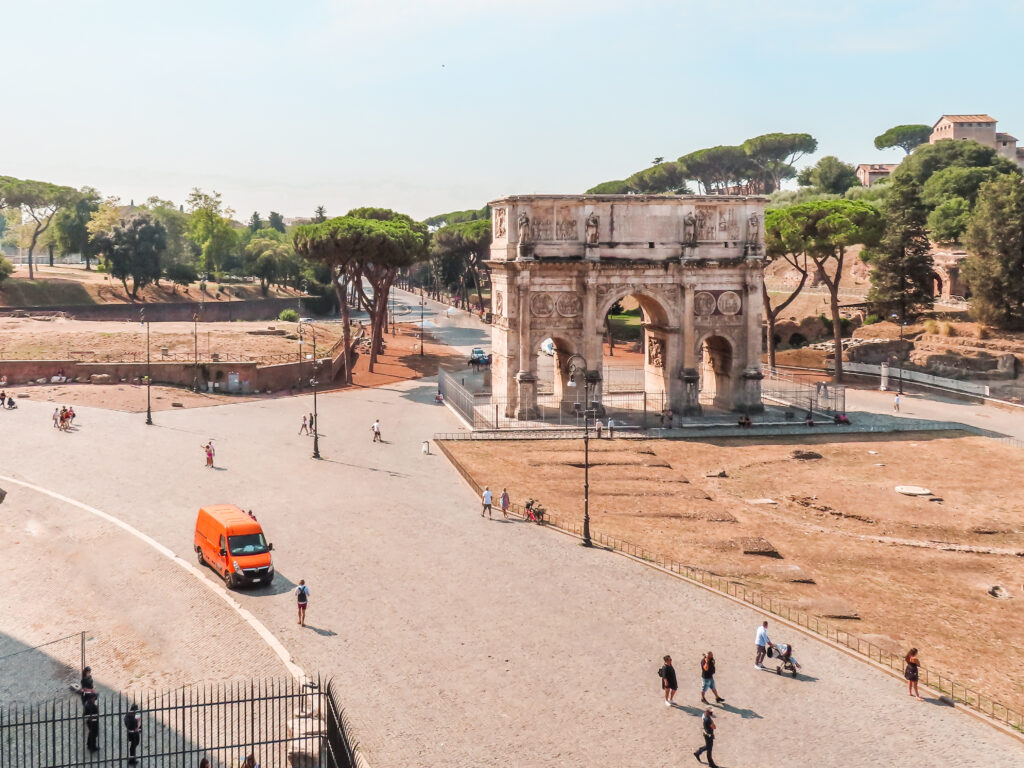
488,194,768,205
857,163,898,171
996,132,1018,141
933,114,997,127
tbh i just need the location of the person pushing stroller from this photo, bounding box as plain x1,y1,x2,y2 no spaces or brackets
767,641,802,676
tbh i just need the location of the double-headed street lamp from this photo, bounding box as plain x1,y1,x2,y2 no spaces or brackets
565,353,594,548
300,320,322,459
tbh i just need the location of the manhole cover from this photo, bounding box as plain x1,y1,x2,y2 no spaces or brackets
895,485,932,496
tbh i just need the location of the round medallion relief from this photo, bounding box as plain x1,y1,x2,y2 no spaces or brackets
694,291,717,316
530,293,554,317
555,293,582,317
717,290,742,315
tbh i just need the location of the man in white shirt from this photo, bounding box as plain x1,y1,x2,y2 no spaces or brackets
481,487,493,518
754,621,771,669
371,419,382,442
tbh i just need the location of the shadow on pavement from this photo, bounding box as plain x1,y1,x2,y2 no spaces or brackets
248,571,298,597
671,703,703,716
718,701,762,719
304,624,337,637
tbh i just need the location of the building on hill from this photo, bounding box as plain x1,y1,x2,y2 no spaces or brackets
929,114,1024,168
856,163,898,186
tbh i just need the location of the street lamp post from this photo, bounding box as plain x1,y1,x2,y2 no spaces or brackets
419,289,425,357
891,313,905,395
301,321,322,459
140,308,152,425
565,353,593,548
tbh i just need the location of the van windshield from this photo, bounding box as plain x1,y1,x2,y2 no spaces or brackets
228,533,268,556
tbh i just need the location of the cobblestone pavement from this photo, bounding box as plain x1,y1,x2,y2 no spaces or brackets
1,353,1021,766
0,485,287,705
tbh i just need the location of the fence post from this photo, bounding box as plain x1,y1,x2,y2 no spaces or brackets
80,630,86,673
642,391,648,429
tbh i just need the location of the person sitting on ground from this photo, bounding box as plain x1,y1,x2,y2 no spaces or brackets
435,391,444,404
833,413,851,425
804,412,815,427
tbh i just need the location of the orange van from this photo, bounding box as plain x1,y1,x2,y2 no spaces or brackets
194,505,274,588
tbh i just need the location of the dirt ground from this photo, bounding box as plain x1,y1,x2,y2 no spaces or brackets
446,433,1024,712
0,316,346,362
0,263,297,305
2,323,464,411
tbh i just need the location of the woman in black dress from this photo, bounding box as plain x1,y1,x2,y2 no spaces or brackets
904,648,923,700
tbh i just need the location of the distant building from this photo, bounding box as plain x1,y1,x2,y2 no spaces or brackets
856,163,898,186
929,114,1024,168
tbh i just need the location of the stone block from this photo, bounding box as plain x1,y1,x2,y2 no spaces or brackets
90,374,112,384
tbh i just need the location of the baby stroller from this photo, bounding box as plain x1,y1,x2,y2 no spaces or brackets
768,642,801,677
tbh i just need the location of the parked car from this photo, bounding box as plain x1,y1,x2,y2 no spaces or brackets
468,347,492,366
194,505,274,588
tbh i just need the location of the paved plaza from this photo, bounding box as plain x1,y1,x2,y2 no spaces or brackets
1,302,1022,766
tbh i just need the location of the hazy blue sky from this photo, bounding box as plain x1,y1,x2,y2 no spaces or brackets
5,0,1023,220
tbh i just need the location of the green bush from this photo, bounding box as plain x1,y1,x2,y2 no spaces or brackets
165,261,198,287
278,308,299,322
818,313,853,337
864,314,881,325
0,257,13,284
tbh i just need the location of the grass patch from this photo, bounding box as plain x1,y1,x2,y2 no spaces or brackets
0,279,97,307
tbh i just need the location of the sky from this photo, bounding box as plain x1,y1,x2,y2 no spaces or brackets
4,0,1024,221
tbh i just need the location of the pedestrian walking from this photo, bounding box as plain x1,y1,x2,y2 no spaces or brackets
904,647,923,700
52,408,59,428
371,418,382,442
309,412,315,432
299,415,309,435
607,417,615,438
700,651,725,704
500,488,510,519
124,703,142,765
659,654,678,707
755,620,771,669
893,394,901,412
693,707,718,767
481,486,493,518
201,441,215,467
295,580,309,626
83,692,100,754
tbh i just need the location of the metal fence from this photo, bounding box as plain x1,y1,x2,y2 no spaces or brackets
439,370,671,431
433,440,1023,737
0,675,360,768
763,369,845,415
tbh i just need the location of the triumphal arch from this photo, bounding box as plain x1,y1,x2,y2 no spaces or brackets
487,194,768,418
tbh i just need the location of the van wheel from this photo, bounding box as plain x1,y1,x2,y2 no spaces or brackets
223,570,234,589
197,550,205,566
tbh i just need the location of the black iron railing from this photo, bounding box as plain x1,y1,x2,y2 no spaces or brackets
0,675,362,768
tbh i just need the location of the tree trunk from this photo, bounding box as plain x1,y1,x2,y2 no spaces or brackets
471,266,484,315
48,243,55,267
331,268,354,385
830,286,843,383
84,252,92,271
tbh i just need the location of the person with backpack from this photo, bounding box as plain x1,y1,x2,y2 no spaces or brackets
124,703,142,765
658,654,678,707
700,651,725,705
295,580,309,626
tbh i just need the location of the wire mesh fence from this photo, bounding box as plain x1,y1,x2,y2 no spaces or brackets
762,369,845,415
0,632,87,707
0,675,360,768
